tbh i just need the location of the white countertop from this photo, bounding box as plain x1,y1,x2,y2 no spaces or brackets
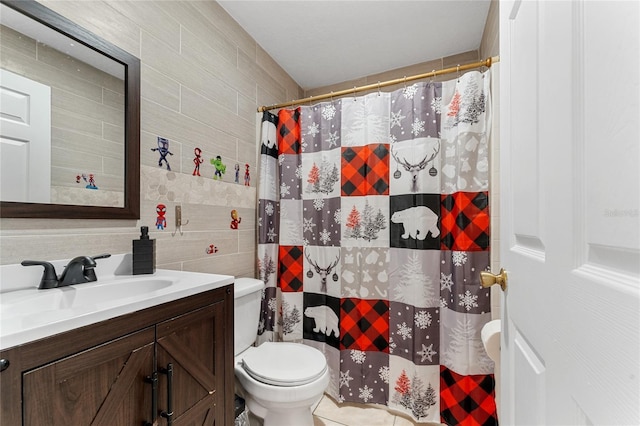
0,255,233,351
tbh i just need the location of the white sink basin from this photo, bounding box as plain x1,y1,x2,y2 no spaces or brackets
0,258,234,350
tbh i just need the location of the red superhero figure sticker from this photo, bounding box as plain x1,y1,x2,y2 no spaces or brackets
230,209,241,229
156,203,167,230
193,147,203,176
244,163,251,186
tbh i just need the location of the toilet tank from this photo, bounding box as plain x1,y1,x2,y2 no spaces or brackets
233,277,265,356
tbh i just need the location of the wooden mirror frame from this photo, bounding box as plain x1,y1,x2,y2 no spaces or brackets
0,0,140,219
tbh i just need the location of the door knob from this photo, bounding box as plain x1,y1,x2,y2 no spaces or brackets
480,268,508,291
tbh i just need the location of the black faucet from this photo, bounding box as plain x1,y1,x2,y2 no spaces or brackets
21,254,111,289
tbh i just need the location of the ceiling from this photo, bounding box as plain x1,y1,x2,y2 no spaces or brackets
218,1,491,90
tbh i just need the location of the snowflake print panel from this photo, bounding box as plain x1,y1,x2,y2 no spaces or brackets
389,194,441,250
339,350,389,405
258,199,279,245
440,250,490,314
340,298,389,352
341,144,390,196
303,293,341,349
279,154,302,200
302,197,341,247
389,301,440,365
299,102,342,153
390,82,442,143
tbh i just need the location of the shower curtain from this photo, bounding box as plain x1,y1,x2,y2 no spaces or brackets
257,70,497,425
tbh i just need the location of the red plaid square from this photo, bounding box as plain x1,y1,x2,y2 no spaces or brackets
278,246,303,292
440,366,498,426
277,108,301,155
440,192,490,251
340,298,389,352
341,144,390,196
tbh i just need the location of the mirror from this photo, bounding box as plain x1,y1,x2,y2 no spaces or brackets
0,0,140,219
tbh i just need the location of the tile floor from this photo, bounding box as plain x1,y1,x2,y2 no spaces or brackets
312,395,446,426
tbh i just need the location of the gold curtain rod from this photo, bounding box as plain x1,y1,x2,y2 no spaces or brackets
257,55,500,113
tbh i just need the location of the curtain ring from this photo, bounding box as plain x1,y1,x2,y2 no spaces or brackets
428,69,436,86
353,86,357,102
403,76,407,89
330,91,334,102
377,81,381,97
457,64,460,82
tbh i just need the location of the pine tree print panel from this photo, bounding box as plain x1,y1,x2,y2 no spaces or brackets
389,358,440,421
388,248,440,308
440,192,490,251
341,93,391,147
339,350,390,405
257,285,277,337
390,82,442,143
440,251,491,315
441,72,490,134
440,309,494,376
279,199,303,246
279,292,304,341
389,301,440,366
299,101,342,153
440,366,498,426
258,244,278,287
341,196,390,247
389,194,441,250
302,149,341,198
340,298,389,352
341,144,390,196
340,247,390,299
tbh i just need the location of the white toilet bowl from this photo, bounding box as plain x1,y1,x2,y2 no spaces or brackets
234,342,329,426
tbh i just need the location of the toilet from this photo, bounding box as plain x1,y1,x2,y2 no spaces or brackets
234,278,330,426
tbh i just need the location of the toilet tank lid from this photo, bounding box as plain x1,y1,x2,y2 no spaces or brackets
234,277,265,298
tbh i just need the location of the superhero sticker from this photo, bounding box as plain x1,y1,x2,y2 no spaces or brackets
152,137,251,186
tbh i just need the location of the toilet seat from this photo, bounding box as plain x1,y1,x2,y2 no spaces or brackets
241,342,327,387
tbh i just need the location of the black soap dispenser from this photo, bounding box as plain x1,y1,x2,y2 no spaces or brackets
133,226,156,275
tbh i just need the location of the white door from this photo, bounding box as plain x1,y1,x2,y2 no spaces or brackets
499,1,639,425
0,68,51,203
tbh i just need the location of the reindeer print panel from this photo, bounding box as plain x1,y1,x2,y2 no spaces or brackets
389,137,441,195
303,246,341,297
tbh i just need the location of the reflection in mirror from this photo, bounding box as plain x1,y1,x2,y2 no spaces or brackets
0,0,139,219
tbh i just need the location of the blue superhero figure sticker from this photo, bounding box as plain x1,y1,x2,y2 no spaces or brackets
152,137,173,170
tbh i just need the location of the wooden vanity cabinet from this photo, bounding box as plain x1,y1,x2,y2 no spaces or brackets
0,285,234,426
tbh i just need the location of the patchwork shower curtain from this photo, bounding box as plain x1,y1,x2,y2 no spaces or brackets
257,70,497,425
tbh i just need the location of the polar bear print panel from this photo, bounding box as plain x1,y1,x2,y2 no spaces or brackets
304,306,340,338
390,206,440,240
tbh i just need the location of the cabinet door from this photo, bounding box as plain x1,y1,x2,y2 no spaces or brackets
156,301,226,426
23,327,155,426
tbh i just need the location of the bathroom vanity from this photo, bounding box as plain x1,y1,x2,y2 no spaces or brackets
0,257,234,425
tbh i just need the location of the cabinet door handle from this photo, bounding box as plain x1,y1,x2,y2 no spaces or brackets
144,371,158,424
160,363,174,425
